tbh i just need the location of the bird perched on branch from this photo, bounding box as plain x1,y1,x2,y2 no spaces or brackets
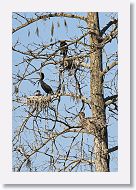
38,72,53,95
60,40,68,57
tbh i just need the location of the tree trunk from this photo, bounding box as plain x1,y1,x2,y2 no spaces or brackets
87,12,109,172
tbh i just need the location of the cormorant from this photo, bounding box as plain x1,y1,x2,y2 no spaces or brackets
38,72,53,95
34,90,42,96
60,40,68,57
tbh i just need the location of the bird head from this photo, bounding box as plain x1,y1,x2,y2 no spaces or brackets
34,90,42,96
35,90,40,93
37,72,44,80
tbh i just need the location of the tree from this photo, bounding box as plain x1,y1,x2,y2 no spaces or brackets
12,12,118,172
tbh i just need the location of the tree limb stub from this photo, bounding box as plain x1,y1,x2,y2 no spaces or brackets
108,146,118,153
105,95,118,106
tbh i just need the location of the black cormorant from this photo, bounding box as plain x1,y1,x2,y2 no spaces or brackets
60,40,68,57
38,72,53,95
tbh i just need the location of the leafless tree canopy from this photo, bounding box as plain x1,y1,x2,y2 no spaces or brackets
12,12,118,172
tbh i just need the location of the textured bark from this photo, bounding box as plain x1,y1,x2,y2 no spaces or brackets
87,13,109,172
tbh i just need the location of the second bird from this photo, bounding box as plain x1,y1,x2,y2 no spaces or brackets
38,72,53,95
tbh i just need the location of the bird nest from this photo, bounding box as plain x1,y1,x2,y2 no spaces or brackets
26,95,52,110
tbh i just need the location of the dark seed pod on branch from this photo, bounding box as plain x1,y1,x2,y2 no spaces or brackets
26,158,31,168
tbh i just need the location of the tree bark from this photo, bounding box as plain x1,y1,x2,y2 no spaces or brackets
87,12,109,172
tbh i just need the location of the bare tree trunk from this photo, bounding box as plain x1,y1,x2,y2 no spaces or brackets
87,12,109,172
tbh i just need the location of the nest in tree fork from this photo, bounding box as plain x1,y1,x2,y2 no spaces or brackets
26,95,51,110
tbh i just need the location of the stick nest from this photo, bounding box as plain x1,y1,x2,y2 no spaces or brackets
26,96,52,110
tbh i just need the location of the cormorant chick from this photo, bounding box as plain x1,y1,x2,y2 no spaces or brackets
38,72,53,95
64,59,77,70
34,90,42,96
60,40,68,57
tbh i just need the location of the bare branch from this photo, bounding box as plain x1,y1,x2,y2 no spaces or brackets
101,29,118,46
102,61,118,76
101,19,118,35
105,95,118,106
13,13,87,34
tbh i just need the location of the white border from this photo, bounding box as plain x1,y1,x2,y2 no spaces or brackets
0,0,130,184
